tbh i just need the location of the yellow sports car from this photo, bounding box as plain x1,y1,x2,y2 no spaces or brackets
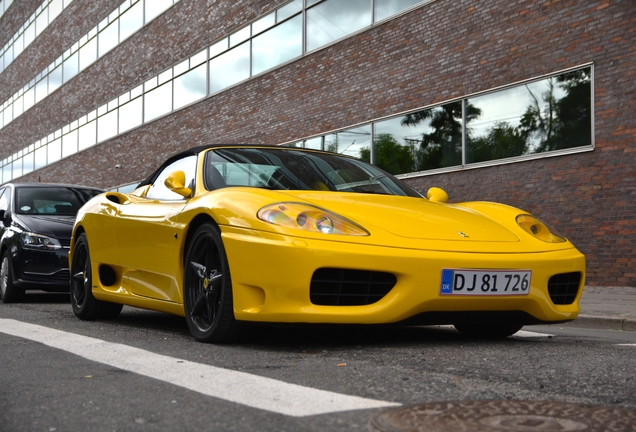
69,145,585,343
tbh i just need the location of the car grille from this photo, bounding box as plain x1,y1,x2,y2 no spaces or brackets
548,272,582,305
310,268,397,306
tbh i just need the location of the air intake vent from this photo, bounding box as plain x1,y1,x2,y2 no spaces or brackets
310,268,396,306
548,272,582,305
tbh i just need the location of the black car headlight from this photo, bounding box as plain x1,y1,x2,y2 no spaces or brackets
516,214,566,243
258,203,369,236
21,233,63,250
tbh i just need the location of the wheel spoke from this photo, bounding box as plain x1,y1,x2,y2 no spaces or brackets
190,262,207,280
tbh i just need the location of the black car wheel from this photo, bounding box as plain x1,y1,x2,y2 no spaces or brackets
71,233,122,320
454,322,523,339
183,223,243,343
0,251,24,303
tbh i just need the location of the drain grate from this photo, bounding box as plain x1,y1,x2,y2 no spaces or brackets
371,400,636,431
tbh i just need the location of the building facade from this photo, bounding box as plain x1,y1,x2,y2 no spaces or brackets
0,0,634,285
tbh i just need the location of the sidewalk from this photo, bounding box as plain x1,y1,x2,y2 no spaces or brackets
570,286,636,331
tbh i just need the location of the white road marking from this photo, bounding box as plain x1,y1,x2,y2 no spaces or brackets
434,325,554,338
0,319,399,417
617,343,636,347
513,330,555,338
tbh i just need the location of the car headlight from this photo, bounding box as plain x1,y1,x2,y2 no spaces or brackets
258,203,369,236
22,233,63,250
516,214,566,243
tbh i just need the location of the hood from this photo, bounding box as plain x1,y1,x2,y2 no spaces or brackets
14,214,75,240
282,192,520,242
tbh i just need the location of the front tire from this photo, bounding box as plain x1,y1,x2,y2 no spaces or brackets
183,223,243,343
454,322,523,339
0,251,24,303
70,233,123,320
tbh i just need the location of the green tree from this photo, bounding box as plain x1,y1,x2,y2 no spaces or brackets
362,133,415,175
402,101,481,170
468,121,528,163
518,69,591,153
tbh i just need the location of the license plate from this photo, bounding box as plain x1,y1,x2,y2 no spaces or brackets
440,269,531,296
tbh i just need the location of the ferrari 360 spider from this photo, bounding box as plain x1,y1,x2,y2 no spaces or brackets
69,145,585,343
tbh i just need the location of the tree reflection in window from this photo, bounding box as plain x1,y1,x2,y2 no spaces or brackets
467,68,591,163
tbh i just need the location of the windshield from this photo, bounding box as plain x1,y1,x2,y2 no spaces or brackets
204,148,422,197
15,186,102,216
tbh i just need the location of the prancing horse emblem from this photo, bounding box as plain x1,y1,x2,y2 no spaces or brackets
457,231,470,238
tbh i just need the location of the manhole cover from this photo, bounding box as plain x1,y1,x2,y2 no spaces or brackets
371,400,636,432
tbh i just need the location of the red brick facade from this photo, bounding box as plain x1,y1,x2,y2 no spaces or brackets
0,0,634,285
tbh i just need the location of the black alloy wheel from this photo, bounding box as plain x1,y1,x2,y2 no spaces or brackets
0,251,23,303
183,223,242,343
70,233,122,320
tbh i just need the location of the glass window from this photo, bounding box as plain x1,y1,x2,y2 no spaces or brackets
78,120,97,150
306,0,371,52
230,26,250,48
466,67,592,163
145,0,173,22
324,125,371,159
209,42,250,94
13,95,23,117
35,9,48,35
14,32,23,55
49,65,63,93
209,39,228,58
23,152,34,175
4,44,13,66
374,0,422,22
2,107,10,126
205,147,420,196
98,20,119,57
304,137,322,150
374,103,463,173
119,1,143,41
145,155,197,200
62,130,78,157
277,0,302,21
35,147,47,170
23,87,35,112
0,188,7,211
119,97,143,133
12,158,21,179
15,186,101,215
144,81,173,122
252,15,302,76
252,12,275,35
173,63,206,110
35,78,48,103
24,22,35,46
48,138,62,164
63,51,79,82
79,37,98,70
2,164,11,183
49,0,64,21
97,110,118,142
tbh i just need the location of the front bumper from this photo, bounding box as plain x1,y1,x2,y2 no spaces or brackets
12,247,70,291
221,226,586,325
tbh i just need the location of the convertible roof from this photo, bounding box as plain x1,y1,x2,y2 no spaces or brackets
137,144,281,188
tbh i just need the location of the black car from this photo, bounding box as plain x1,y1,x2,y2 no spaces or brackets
0,183,103,302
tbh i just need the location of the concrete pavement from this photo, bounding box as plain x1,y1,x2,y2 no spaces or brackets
571,286,636,331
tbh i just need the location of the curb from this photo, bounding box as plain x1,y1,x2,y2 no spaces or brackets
562,315,636,332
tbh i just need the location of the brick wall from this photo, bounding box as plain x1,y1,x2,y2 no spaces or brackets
1,0,634,285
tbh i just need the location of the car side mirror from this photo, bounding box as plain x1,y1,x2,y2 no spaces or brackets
164,171,192,198
426,187,449,203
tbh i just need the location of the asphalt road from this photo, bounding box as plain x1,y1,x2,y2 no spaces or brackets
1,292,635,431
